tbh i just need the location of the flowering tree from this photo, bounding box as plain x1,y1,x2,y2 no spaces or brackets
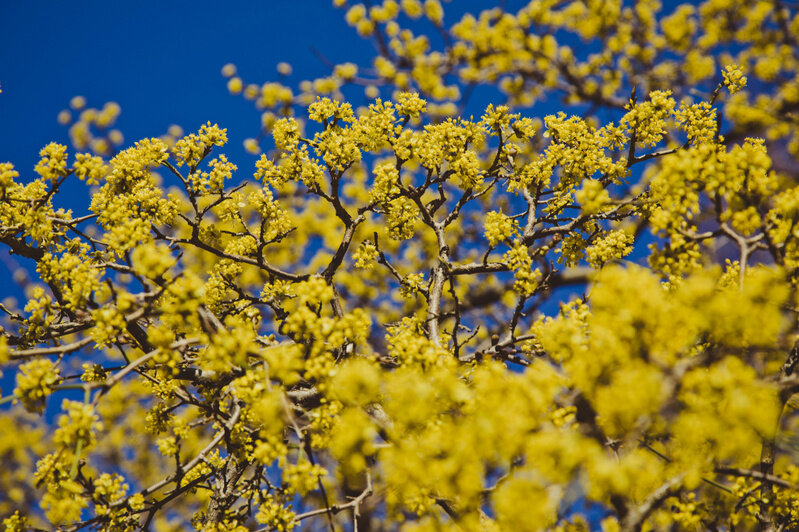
3,0,799,530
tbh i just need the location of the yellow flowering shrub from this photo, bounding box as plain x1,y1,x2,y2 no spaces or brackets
4,1,799,530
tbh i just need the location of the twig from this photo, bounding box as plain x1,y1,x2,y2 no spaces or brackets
10,337,93,360
256,472,372,532
135,402,242,499
715,467,793,489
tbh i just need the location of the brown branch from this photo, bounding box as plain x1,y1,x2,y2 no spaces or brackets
620,475,684,532
137,402,242,499
173,234,306,282
252,471,372,531
10,337,93,360
205,457,250,525
715,467,793,489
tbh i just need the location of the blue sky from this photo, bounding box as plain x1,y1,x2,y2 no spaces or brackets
0,1,376,173
0,1,512,173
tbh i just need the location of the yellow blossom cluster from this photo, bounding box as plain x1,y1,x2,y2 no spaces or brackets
14,359,61,414
57,98,124,156
483,210,517,247
3,1,799,530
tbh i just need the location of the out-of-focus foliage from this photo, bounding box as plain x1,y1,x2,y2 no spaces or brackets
3,1,799,530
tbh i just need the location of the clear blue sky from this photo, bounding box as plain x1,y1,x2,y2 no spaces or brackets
0,1,506,173
0,1,379,173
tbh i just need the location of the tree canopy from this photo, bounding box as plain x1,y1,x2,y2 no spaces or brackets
2,0,799,530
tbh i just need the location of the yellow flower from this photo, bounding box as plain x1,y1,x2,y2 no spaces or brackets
722,64,747,94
